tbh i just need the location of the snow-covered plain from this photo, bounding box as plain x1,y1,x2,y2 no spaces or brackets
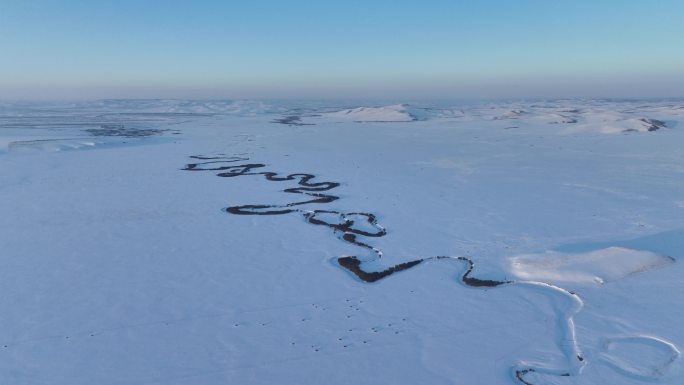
1,99,683,384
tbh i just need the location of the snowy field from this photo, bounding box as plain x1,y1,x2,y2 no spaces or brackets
1,99,683,384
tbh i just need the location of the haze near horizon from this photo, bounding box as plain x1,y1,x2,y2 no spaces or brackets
1,0,683,100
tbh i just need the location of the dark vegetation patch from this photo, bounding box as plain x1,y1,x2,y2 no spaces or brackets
272,115,315,126
85,124,176,137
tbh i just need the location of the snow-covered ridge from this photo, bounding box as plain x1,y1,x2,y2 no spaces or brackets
318,104,416,122
0,99,277,116
271,99,682,134
568,112,669,134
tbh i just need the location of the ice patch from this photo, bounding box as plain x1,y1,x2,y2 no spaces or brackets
508,247,673,285
7,138,100,152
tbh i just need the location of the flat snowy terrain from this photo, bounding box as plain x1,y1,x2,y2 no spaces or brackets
1,99,683,384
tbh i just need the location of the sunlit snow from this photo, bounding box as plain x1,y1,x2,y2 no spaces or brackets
1,98,683,385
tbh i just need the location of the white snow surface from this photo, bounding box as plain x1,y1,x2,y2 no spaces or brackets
1,98,684,385
508,247,673,285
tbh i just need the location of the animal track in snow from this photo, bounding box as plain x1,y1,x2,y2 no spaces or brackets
599,335,680,381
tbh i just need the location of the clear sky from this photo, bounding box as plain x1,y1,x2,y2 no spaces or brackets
1,0,683,100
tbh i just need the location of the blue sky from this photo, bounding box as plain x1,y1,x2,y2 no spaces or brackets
1,0,683,99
